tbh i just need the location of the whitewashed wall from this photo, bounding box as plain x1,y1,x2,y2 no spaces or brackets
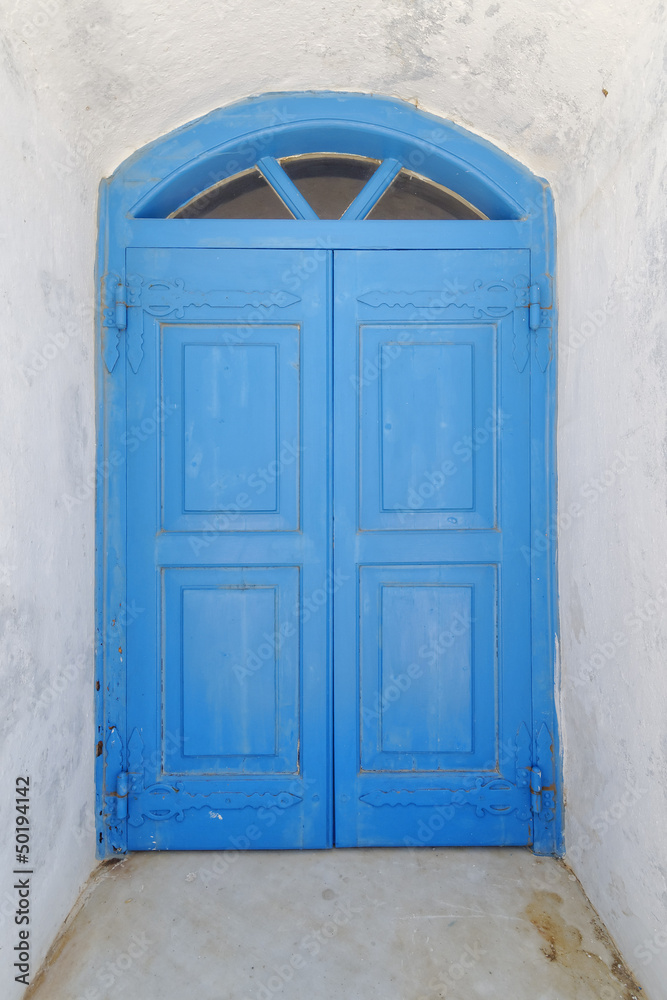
0,1,665,996
557,17,667,998
0,31,98,998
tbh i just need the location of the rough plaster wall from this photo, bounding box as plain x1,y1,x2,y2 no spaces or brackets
0,28,98,998
557,13,667,1000
0,0,665,994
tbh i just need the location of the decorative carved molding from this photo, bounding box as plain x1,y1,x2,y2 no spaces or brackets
360,780,532,821
125,729,302,827
357,275,530,317
103,274,302,374
358,275,532,374
360,722,533,822
115,275,301,373
126,275,301,319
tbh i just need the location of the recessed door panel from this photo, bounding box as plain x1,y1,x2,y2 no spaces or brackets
359,564,497,772
162,324,300,531
359,323,496,529
163,566,299,774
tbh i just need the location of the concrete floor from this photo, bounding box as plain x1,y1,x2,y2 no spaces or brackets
26,848,645,1000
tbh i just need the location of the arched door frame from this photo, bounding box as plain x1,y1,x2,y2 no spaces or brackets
96,91,560,857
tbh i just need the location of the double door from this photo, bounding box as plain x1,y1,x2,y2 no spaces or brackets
122,246,536,849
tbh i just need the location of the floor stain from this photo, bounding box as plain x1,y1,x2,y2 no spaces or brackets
524,890,643,1000
23,857,132,999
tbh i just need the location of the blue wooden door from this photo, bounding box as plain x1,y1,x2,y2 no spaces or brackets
123,246,537,850
124,247,332,849
332,250,535,847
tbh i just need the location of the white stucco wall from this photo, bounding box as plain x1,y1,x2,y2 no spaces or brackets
557,18,667,999
1,1,665,996
0,29,98,998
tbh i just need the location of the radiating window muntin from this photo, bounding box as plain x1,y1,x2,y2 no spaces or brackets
171,168,295,220
366,168,485,221
169,152,488,221
278,153,381,219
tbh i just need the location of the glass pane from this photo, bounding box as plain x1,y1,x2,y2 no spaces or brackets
279,154,380,219
172,168,294,219
366,169,486,220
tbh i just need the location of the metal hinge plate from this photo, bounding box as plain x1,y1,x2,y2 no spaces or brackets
101,272,127,373
528,276,553,371
115,771,129,820
527,765,543,814
102,273,127,331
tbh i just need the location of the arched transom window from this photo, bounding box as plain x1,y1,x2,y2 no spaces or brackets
168,153,487,221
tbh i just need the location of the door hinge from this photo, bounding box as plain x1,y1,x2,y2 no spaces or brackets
528,276,553,371
115,771,129,820
527,766,543,814
102,273,127,332
528,279,552,331
113,280,128,331
101,272,127,373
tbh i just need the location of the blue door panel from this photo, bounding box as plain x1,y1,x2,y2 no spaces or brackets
163,567,300,773
162,323,300,532
359,323,497,530
332,249,534,847
124,248,332,850
359,564,497,772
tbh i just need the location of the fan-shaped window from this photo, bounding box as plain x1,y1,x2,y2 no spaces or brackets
366,168,484,221
172,168,295,220
278,154,380,219
170,153,487,221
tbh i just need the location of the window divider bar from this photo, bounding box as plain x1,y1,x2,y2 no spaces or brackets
340,158,402,220
257,157,320,220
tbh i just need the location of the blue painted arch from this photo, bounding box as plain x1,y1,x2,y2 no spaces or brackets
105,91,550,222
96,90,561,858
